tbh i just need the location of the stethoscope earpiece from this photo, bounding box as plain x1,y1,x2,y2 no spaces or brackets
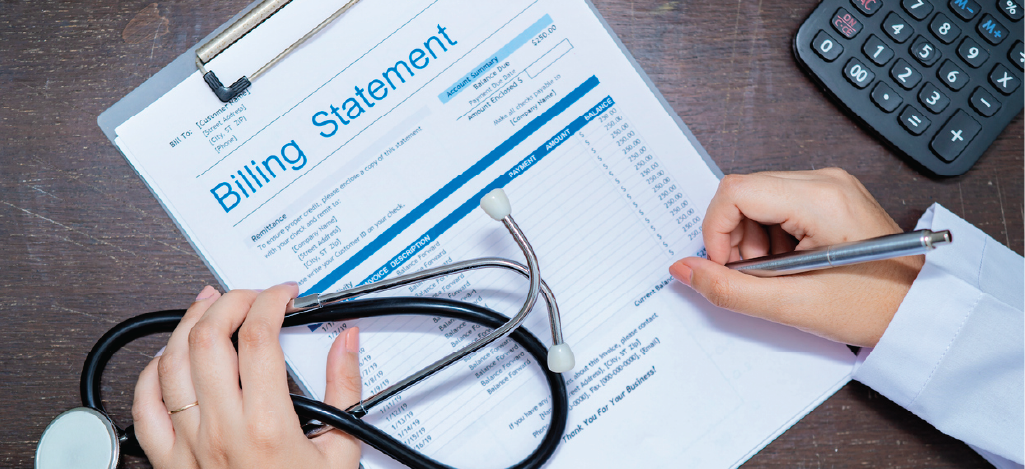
36,407,120,469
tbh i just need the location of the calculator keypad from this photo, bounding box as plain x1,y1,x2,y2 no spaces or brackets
900,105,932,133
814,31,845,61
864,34,896,64
976,14,1009,44
903,0,935,19
873,81,904,111
957,36,990,66
998,0,1023,20
795,0,1024,175
930,110,980,160
1011,40,1024,70
919,82,952,112
969,86,1001,115
930,13,962,43
852,0,884,16
989,63,1020,93
892,58,924,87
845,57,877,87
912,35,944,65
949,0,981,21
834,8,865,38
938,59,969,89
884,12,916,42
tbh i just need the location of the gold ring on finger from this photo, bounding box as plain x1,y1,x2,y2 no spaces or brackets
167,401,199,415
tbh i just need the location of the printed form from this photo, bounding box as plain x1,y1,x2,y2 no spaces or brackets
112,0,856,467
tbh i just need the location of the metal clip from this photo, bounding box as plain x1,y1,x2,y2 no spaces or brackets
196,0,363,102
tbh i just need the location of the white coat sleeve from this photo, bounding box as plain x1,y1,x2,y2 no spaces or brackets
852,203,1024,469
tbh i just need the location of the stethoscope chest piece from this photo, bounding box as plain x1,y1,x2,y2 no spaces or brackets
36,407,120,469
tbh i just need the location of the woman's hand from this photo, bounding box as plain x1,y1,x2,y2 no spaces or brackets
132,283,362,468
670,168,924,347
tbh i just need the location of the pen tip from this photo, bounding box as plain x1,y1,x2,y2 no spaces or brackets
928,230,953,247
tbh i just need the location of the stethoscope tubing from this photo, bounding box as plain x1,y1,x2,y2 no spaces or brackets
80,297,568,469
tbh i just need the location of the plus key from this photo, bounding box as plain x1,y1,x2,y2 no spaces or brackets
930,110,981,161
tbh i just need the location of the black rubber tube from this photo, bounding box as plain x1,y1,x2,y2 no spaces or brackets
80,297,568,469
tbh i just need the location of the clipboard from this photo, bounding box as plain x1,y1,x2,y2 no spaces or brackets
92,2,865,468
97,0,720,180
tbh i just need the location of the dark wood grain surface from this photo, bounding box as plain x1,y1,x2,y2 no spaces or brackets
1,0,1020,467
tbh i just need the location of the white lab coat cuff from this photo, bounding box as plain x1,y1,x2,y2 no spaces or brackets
854,204,975,407
854,203,1025,466
853,260,979,407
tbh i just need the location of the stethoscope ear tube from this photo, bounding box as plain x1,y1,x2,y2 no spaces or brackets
77,299,568,469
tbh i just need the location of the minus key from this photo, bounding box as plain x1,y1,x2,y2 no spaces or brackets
969,87,1001,117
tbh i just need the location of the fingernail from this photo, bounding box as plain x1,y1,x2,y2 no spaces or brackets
281,280,298,287
669,262,693,286
154,346,166,358
344,327,360,354
196,285,216,301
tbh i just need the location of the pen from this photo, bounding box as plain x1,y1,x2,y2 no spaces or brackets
725,229,952,277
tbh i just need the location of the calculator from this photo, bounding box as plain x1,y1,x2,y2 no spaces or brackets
794,0,1023,176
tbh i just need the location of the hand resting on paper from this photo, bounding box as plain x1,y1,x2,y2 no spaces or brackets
668,168,924,347
131,283,362,469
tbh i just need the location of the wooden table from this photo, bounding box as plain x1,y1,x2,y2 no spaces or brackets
1,0,1019,467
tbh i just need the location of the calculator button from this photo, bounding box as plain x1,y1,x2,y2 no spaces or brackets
969,86,1002,115
872,81,903,111
930,110,981,161
833,8,864,39
918,82,952,112
929,13,962,43
939,60,970,89
949,0,981,20
977,14,1009,45
844,57,876,88
1011,41,1024,70
883,12,915,43
903,0,935,19
957,36,990,67
998,0,1023,21
911,36,943,66
891,59,923,88
852,0,884,15
989,63,1020,93
863,34,895,65
899,105,932,134
813,30,845,61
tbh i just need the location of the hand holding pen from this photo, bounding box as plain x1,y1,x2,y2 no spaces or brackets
669,169,930,348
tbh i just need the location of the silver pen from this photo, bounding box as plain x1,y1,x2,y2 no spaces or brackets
726,229,952,277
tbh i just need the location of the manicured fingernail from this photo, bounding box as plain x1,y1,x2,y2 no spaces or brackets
669,262,693,286
154,346,166,358
196,285,216,301
345,327,360,354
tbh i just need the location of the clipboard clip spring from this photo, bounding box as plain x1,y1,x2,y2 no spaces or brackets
196,0,361,102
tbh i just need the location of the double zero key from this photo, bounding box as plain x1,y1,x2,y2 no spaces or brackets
844,57,875,88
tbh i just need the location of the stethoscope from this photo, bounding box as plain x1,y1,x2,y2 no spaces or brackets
36,188,576,469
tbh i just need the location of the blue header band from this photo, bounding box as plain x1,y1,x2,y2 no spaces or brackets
361,94,615,286
302,75,600,297
438,15,553,104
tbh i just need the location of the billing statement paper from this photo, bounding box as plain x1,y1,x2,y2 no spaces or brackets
112,0,855,466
